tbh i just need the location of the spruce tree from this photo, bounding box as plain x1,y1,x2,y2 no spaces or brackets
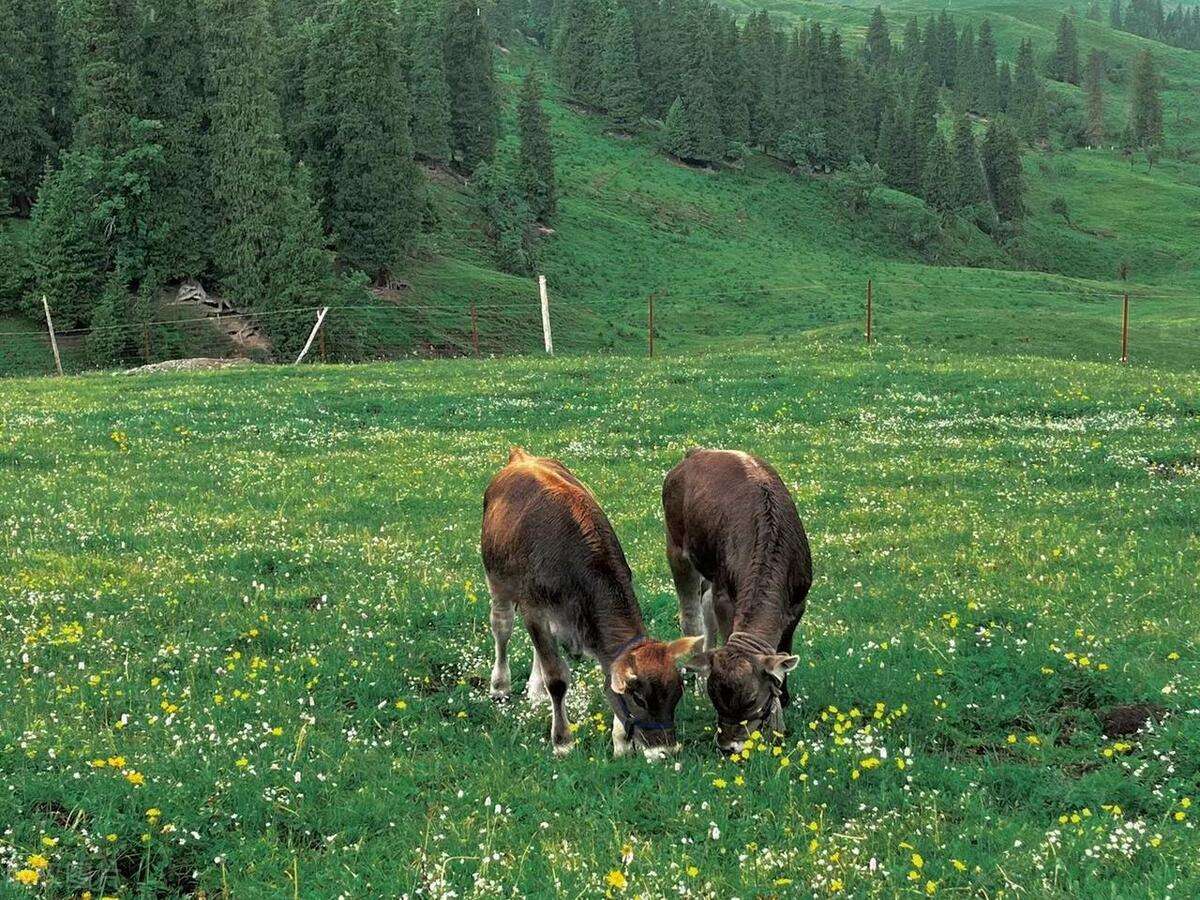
518,72,557,222
1084,49,1106,146
865,6,892,69
140,0,211,280
1088,0,1103,21
444,0,500,171
955,23,975,102
553,0,607,109
901,17,922,74
910,64,940,179
204,0,335,357
1129,49,1163,149
328,0,422,282
602,6,644,131
938,12,958,87
1110,0,1123,28
951,114,988,210
72,0,140,154
974,20,1000,114
982,118,1025,223
998,61,1012,113
1012,39,1048,142
674,7,724,165
0,0,54,215
1050,15,1080,84
922,132,954,213
408,16,452,163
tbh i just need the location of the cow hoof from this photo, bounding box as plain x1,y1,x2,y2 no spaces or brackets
490,685,511,702
552,741,574,757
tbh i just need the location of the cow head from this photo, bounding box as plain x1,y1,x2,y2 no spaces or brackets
691,647,799,754
609,636,705,760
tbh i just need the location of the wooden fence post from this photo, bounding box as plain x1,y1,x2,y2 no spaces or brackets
295,307,329,364
538,275,554,355
648,293,655,358
41,295,63,376
866,279,873,346
1120,292,1129,364
471,302,480,357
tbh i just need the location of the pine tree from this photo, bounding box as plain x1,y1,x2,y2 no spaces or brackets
408,16,452,163
204,0,335,357
1050,14,1080,84
673,7,724,165
910,64,940,181
974,19,1000,114
72,0,140,154
1110,0,1123,28
1087,0,1103,21
553,0,607,109
1012,39,1048,142
140,0,211,280
444,0,500,171
998,61,1012,113
714,11,750,149
900,17,922,74
982,118,1026,223
922,132,954,213
865,6,892,69
0,0,55,215
603,6,643,131
938,12,958,87
1129,49,1163,149
1084,50,1106,146
955,23,975,102
328,0,422,281
518,72,557,222
951,114,988,210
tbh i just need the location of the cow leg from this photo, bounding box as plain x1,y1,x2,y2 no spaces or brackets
525,652,549,705
487,580,515,701
668,548,705,640
777,620,799,709
701,583,720,651
527,619,573,754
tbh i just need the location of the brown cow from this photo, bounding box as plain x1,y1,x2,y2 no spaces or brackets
662,448,813,754
482,448,703,758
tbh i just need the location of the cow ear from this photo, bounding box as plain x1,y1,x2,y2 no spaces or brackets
667,636,705,668
756,653,799,682
610,660,636,695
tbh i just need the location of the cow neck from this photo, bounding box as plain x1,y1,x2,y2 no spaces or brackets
589,577,647,666
725,629,777,658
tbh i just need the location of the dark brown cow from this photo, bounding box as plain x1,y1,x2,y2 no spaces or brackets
482,448,703,758
662,448,813,754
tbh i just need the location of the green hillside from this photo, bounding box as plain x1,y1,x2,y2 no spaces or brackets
2,0,1196,375
378,1,1200,367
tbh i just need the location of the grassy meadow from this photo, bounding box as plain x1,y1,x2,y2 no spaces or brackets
2,343,1198,896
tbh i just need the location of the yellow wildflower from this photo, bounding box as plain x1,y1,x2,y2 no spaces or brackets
605,869,627,890
13,869,39,886
26,855,49,870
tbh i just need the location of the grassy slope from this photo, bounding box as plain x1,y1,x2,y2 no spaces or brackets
1,345,1197,896
3,2,1195,374
393,1,1199,368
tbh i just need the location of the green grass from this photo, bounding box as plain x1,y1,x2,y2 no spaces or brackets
2,342,1197,896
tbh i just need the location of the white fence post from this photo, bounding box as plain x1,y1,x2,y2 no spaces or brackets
295,307,330,364
42,295,63,376
538,275,554,356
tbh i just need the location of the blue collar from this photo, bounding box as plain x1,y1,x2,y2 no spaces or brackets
609,636,673,735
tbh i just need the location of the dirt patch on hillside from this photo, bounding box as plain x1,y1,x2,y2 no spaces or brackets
124,358,258,375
